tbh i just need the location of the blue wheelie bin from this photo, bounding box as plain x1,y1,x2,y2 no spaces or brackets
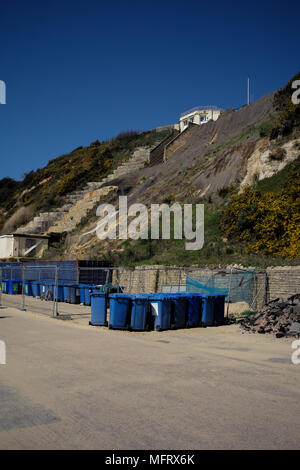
90,292,107,326
69,285,80,304
44,281,54,300
8,279,22,295
58,283,65,302
201,294,215,326
25,280,33,296
84,284,96,306
31,280,40,298
148,294,172,331
39,281,48,299
52,283,64,302
170,293,188,329
78,284,87,304
1,279,9,294
85,286,90,306
109,293,131,330
90,286,101,296
186,293,202,327
214,294,225,324
63,283,73,303
130,295,150,331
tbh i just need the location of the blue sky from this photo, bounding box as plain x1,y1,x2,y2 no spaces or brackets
0,0,299,180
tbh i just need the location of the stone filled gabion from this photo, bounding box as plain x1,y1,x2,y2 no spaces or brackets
237,294,300,338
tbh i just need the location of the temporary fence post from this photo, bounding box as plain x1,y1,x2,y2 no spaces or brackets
179,269,182,291
137,269,141,294
264,271,268,307
127,269,131,294
116,268,120,292
0,267,2,307
52,266,59,317
249,279,265,311
226,268,233,318
20,265,26,311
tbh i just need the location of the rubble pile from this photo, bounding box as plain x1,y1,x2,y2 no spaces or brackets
238,294,300,338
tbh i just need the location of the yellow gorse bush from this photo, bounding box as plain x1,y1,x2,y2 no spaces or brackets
221,178,300,259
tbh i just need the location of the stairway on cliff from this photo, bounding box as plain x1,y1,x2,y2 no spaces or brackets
16,147,151,235
100,147,149,183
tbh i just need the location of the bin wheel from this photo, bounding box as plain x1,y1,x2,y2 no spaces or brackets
155,326,161,332
108,324,112,329
128,326,132,332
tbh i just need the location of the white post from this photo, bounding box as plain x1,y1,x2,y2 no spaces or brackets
20,265,26,311
247,77,250,105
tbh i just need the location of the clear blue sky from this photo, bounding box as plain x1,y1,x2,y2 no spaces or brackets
0,0,299,180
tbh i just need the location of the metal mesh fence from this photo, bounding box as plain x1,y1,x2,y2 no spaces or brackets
0,264,298,317
186,270,255,303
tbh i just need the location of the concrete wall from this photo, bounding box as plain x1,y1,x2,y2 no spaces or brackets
0,236,14,258
112,265,300,309
164,124,198,162
266,267,300,301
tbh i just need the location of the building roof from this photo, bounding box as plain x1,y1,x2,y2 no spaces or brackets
0,233,50,239
180,105,225,118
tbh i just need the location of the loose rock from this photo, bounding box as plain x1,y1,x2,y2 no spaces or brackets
239,294,300,338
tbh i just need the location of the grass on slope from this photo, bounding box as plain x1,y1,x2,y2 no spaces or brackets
254,154,300,193
0,129,172,232
89,200,296,268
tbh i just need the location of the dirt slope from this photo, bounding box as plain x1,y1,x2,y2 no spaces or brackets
110,92,275,205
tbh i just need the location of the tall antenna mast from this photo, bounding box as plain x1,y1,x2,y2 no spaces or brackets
247,77,250,105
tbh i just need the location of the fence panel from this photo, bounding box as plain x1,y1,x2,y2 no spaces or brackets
0,264,299,317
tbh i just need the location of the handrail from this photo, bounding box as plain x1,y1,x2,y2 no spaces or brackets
180,105,225,118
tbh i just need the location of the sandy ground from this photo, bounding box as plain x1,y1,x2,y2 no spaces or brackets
0,294,299,450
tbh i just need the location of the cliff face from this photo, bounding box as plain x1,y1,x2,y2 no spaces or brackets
1,72,300,266
64,73,299,265
0,130,171,234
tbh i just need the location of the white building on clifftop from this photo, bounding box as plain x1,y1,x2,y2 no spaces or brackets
179,105,224,132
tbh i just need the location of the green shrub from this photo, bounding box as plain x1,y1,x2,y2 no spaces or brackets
269,147,286,161
217,185,235,198
257,121,272,137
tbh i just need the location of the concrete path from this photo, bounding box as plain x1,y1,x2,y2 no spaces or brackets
0,303,299,449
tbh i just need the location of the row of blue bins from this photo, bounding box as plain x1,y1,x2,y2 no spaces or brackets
1,278,103,305
1,279,23,295
91,292,225,331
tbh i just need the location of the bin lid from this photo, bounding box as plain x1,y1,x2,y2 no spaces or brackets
132,294,149,300
148,293,171,301
109,293,131,299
